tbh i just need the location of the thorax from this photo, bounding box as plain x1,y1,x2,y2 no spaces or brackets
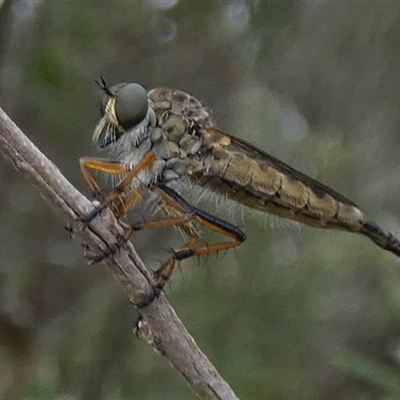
108,88,213,188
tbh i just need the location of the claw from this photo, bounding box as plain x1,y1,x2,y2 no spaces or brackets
80,205,103,224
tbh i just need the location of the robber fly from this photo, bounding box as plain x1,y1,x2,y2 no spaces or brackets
80,79,400,289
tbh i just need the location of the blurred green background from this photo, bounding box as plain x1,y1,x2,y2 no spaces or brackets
1,1,400,399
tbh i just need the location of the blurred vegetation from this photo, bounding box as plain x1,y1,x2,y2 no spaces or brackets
1,1,400,399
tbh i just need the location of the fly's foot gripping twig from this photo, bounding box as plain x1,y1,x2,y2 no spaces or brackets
134,286,162,308
83,227,134,265
80,199,107,224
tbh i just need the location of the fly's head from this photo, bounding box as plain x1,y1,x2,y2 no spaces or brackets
93,78,153,149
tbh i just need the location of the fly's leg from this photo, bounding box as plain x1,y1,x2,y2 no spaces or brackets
130,185,247,289
85,183,197,263
79,152,155,263
79,151,155,222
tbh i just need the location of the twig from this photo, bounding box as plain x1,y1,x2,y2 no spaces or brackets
0,106,240,400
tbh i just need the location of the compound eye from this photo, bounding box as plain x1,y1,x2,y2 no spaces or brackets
114,83,148,130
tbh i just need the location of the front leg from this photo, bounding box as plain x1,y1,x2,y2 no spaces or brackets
79,151,156,222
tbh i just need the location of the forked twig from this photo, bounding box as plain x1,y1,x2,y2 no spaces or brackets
0,106,240,400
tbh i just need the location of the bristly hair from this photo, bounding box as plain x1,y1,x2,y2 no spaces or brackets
95,75,113,97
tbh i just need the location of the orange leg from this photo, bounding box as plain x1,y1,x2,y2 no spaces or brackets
114,188,143,218
79,152,155,222
128,185,247,288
